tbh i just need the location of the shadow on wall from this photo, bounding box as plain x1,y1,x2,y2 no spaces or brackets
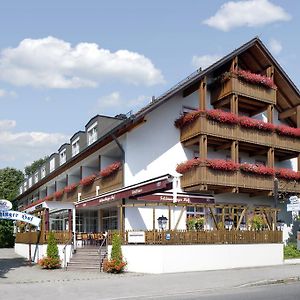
126,208,147,231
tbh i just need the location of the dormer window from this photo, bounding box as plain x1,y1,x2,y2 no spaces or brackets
50,158,55,172
60,149,67,165
87,122,98,146
72,137,80,157
41,165,46,178
28,177,32,188
34,172,39,183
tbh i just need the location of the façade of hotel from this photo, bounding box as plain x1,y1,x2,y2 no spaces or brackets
14,38,300,273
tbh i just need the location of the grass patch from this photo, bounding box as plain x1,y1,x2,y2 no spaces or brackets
284,243,300,259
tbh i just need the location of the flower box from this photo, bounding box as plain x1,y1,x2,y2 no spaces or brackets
240,163,275,177
206,109,239,125
233,70,276,89
176,158,204,174
174,110,204,128
100,161,122,178
238,116,275,132
207,159,239,172
80,174,97,186
54,189,64,199
276,168,300,181
64,183,78,193
276,125,300,139
44,194,54,201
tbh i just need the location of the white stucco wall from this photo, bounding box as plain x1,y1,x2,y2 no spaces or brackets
109,243,283,273
15,243,73,266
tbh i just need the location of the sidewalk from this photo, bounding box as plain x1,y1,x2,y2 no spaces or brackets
1,248,300,299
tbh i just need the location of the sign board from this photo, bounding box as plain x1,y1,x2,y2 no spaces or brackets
287,203,300,212
289,196,300,204
0,210,41,226
127,231,145,244
0,199,12,211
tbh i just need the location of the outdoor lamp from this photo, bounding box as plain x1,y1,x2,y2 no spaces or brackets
239,221,247,231
276,220,285,231
224,217,233,230
157,215,168,230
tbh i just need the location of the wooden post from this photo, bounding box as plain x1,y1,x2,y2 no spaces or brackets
199,76,207,110
68,209,72,232
168,205,171,230
230,95,238,114
119,205,123,232
298,154,300,172
297,105,300,128
199,135,207,160
266,65,274,80
230,56,238,72
152,207,156,230
267,105,274,123
267,148,274,169
231,141,239,163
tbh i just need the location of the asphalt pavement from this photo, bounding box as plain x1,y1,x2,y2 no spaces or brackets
1,248,300,299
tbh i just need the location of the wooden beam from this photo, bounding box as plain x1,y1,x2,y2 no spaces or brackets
214,187,238,194
279,106,298,120
249,148,268,157
214,97,230,109
267,148,274,168
230,56,238,72
183,136,199,147
297,105,300,128
249,105,269,117
231,141,239,163
266,65,274,80
215,142,232,151
174,207,185,230
199,77,207,110
230,95,238,114
153,207,155,230
199,135,207,160
267,105,274,123
209,207,218,230
168,205,171,230
236,208,246,230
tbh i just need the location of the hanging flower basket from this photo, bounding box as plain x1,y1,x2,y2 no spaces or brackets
238,116,275,132
240,163,275,177
54,189,64,199
64,183,78,193
206,109,239,125
174,110,204,128
207,159,239,172
100,161,121,178
80,174,96,186
276,168,300,181
276,125,300,139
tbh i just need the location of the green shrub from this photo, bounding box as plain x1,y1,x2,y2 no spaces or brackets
47,232,59,259
104,233,126,273
284,243,300,259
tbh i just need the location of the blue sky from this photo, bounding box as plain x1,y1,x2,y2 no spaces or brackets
0,0,299,170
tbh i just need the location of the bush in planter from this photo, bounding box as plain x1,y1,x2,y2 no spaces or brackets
250,215,264,230
186,217,197,230
103,233,126,273
38,231,61,269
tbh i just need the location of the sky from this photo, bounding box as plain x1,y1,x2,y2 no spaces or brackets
0,0,299,171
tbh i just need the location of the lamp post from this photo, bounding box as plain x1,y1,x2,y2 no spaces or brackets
157,215,168,231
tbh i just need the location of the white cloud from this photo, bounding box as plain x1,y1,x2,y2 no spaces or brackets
0,36,164,89
268,38,283,55
0,88,17,98
0,119,68,169
192,54,222,69
95,92,148,113
203,0,291,31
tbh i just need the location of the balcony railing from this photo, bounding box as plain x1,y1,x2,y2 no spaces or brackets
180,115,300,153
180,165,300,193
211,75,277,104
15,231,72,244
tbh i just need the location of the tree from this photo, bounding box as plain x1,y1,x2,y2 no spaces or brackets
24,156,48,176
0,167,24,248
46,232,59,259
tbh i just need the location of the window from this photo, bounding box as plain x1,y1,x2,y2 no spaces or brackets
186,206,205,218
41,166,46,178
28,177,32,188
72,137,80,157
19,186,23,194
60,149,66,165
50,158,55,172
24,182,28,191
87,123,98,146
34,172,39,183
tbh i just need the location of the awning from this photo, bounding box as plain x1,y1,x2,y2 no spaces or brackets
76,174,173,209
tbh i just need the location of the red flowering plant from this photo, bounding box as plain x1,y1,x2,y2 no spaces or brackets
239,163,275,177
176,158,205,174
206,109,239,125
238,116,275,132
80,174,96,186
64,183,78,194
100,161,121,178
206,159,239,172
233,69,276,89
54,189,64,199
174,110,205,128
276,168,300,181
44,194,54,201
276,125,300,139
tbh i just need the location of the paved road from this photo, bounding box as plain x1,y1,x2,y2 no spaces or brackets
2,248,300,299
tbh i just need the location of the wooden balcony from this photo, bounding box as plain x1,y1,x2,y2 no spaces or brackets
180,115,300,153
15,231,72,244
79,167,124,201
181,165,300,194
211,75,276,105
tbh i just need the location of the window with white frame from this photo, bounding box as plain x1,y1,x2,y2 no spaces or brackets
28,177,32,188
41,165,46,178
50,158,55,172
24,181,28,191
60,149,67,165
72,137,80,157
186,206,205,217
34,172,39,183
87,123,98,146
